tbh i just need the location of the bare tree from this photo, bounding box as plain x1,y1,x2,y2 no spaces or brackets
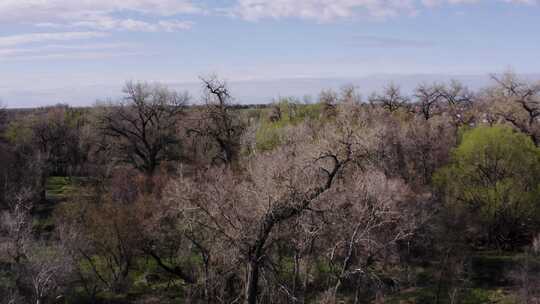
159,118,370,304
4,105,89,201
0,190,34,297
0,189,73,304
242,147,352,303
491,72,540,145
437,80,476,137
62,196,142,294
319,89,338,118
327,170,417,302
402,118,455,186
439,80,474,108
189,76,245,164
27,244,73,304
414,83,445,120
99,81,188,176
268,103,282,122
0,100,5,127
369,84,409,113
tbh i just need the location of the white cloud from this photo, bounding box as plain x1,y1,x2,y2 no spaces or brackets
234,0,533,21
0,0,535,29
0,0,201,21
0,0,198,32
157,20,194,32
235,0,416,21
45,16,194,32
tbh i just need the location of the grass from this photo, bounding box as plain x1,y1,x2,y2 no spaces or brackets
74,252,200,303
32,176,88,234
46,176,85,201
382,251,529,304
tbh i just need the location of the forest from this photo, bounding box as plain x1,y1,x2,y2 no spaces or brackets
1,72,540,304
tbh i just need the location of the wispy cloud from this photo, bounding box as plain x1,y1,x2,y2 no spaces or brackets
421,0,481,7
0,32,109,47
0,42,134,56
348,35,435,48
0,0,199,32
0,0,201,21
234,0,416,21
0,34,134,61
502,0,538,4
1,0,536,30
37,17,194,32
233,0,534,22
0,51,146,62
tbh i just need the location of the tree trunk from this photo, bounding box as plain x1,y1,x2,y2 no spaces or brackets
292,251,300,298
40,171,47,202
245,259,260,304
334,224,362,299
203,256,210,302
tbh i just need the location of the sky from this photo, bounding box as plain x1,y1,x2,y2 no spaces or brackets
1,0,540,107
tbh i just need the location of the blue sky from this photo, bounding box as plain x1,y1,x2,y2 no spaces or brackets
1,0,539,107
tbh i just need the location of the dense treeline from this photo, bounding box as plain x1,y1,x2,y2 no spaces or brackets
1,72,540,304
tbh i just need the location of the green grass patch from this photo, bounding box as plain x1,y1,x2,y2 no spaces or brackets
46,176,84,200
255,102,323,151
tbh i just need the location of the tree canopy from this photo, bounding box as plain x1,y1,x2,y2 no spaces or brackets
435,125,540,249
